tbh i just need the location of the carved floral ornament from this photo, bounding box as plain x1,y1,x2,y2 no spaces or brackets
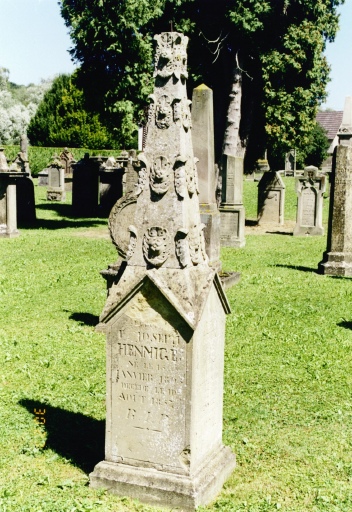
148,94,192,131
150,155,172,195
143,226,171,267
174,155,199,198
126,226,138,260
153,32,188,80
133,152,149,196
175,224,208,267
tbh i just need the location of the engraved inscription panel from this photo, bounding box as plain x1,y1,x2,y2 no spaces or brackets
261,191,280,223
108,290,188,470
220,211,239,240
49,168,60,188
301,187,316,226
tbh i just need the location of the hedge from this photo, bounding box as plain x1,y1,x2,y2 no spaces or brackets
2,145,125,176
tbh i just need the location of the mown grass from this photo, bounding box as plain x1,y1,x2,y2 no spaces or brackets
1,177,351,511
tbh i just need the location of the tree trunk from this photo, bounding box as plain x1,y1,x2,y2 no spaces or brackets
222,63,245,158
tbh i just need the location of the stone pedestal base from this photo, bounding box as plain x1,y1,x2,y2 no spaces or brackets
293,224,324,236
47,188,66,201
0,225,19,238
219,204,245,248
200,203,221,271
318,252,352,276
90,445,235,511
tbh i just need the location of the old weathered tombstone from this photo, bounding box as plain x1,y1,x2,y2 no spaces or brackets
46,155,66,201
99,156,124,216
71,154,100,217
90,32,236,510
59,147,75,175
319,97,352,275
9,141,36,224
191,84,221,269
284,149,296,176
257,171,285,225
0,148,29,237
37,169,49,187
219,154,245,247
293,165,325,236
124,150,139,194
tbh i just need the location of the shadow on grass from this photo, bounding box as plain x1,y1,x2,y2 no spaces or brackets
274,264,318,273
36,203,73,217
337,320,352,330
265,230,293,236
19,399,105,473
24,218,107,230
245,219,258,226
68,312,100,327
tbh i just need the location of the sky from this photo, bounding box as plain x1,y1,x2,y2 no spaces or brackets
0,0,351,110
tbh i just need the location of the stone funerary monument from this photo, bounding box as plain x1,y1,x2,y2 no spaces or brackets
90,32,236,509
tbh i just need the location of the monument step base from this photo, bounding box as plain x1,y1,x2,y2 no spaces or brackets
319,256,352,277
220,237,245,248
90,445,236,511
293,226,324,236
0,229,19,238
220,271,241,291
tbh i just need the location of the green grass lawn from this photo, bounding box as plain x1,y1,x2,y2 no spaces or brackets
1,178,351,511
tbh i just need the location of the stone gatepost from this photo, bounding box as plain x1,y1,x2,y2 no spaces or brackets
293,166,326,236
219,154,246,247
0,148,29,237
257,171,285,225
90,32,236,510
319,97,352,275
191,84,221,269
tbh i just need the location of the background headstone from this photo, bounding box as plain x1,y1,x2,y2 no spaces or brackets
46,155,66,201
71,154,99,217
219,154,245,247
98,156,124,216
293,166,325,236
257,171,285,225
191,84,221,269
0,148,28,237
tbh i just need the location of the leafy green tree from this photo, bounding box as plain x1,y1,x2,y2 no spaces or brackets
0,68,51,145
60,0,344,166
27,73,116,148
303,121,330,168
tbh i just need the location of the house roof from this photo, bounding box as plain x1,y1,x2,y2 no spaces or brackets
316,111,343,140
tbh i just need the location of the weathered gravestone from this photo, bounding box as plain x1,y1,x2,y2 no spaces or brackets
293,166,325,236
219,155,245,247
319,97,352,275
99,156,124,216
38,169,49,187
124,150,139,194
71,154,100,217
59,147,75,175
191,84,221,269
46,155,66,201
257,171,285,225
9,140,36,224
284,149,296,176
90,32,236,510
0,148,29,237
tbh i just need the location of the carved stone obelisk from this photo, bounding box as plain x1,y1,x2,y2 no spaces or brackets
90,32,236,510
319,97,352,275
191,84,221,270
